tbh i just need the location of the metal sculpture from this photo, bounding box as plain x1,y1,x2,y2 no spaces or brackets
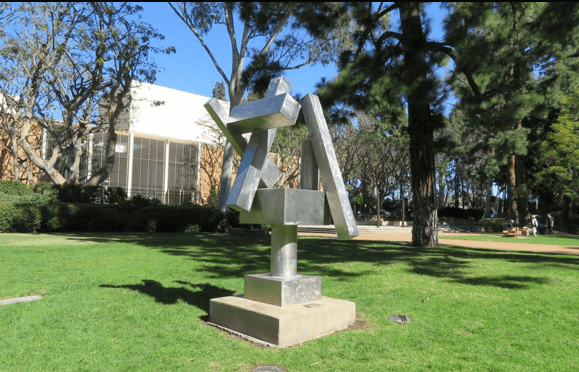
205,77,358,347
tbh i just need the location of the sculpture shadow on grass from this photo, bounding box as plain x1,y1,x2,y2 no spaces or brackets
100,280,234,314
61,232,579,290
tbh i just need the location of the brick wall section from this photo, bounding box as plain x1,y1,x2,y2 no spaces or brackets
0,119,42,184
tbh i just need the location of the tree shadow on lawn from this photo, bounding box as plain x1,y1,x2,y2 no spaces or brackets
100,280,234,314
59,232,578,289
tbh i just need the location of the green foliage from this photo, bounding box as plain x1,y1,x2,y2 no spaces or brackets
480,219,507,232
66,205,131,232
207,187,218,207
183,224,200,234
0,180,33,195
0,182,57,233
211,81,226,100
0,181,233,234
438,207,484,221
118,194,161,214
54,184,127,204
32,182,58,198
225,209,240,228
538,88,579,203
125,205,229,233
1,3,174,187
0,201,42,233
39,202,79,232
171,2,348,105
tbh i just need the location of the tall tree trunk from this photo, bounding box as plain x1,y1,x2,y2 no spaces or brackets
400,2,438,247
84,127,117,187
216,142,234,211
9,131,20,181
484,178,492,218
515,152,528,224
454,159,460,208
562,195,571,226
400,184,405,226
20,117,66,185
507,153,517,224
84,108,119,187
376,190,381,227
216,79,244,212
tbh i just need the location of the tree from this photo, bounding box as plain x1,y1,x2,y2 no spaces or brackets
319,2,449,246
537,88,579,222
446,2,579,225
212,81,226,100
169,2,349,211
0,2,174,187
356,112,410,226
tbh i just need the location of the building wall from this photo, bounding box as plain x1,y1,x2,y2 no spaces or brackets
128,81,229,144
1,82,307,205
0,118,42,185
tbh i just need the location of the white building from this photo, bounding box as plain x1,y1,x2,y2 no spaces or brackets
89,81,229,203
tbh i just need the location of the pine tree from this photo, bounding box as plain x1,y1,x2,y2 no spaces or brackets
446,2,579,224
537,88,579,222
321,2,449,246
212,82,226,100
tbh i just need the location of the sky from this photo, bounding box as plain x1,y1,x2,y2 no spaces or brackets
136,3,454,115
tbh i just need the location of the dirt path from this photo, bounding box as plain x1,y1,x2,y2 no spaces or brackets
299,232,579,256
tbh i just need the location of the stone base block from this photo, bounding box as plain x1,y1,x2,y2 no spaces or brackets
244,273,321,307
209,296,355,348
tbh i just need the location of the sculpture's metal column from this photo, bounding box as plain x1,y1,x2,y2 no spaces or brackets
270,225,298,278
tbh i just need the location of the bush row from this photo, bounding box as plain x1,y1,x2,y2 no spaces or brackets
1,199,234,234
438,207,485,221
0,181,236,234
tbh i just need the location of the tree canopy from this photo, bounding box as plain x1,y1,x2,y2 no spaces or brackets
0,2,174,186
169,2,351,210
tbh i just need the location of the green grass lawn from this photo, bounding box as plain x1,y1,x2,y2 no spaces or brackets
1,232,578,371
442,232,579,246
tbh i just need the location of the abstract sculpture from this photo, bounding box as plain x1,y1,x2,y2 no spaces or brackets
205,77,358,347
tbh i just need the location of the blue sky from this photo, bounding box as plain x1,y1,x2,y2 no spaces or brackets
137,3,454,114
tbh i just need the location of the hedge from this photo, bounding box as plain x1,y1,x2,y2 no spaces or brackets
0,201,42,233
125,204,229,233
0,183,55,233
0,180,34,196
438,207,484,221
1,181,232,234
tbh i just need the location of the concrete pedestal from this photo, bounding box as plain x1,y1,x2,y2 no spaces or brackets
209,296,355,348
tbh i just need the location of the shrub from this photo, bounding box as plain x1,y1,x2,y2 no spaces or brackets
66,204,130,232
0,201,42,233
183,224,200,233
537,225,547,234
226,209,240,228
0,180,33,196
438,207,484,221
54,184,127,204
119,194,161,214
39,202,80,232
125,205,229,233
480,219,505,232
0,184,57,233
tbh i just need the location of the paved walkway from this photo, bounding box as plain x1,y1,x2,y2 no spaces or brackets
299,227,579,256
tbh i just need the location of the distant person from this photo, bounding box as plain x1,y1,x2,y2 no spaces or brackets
531,215,538,237
505,220,514,230
547,213,555,236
